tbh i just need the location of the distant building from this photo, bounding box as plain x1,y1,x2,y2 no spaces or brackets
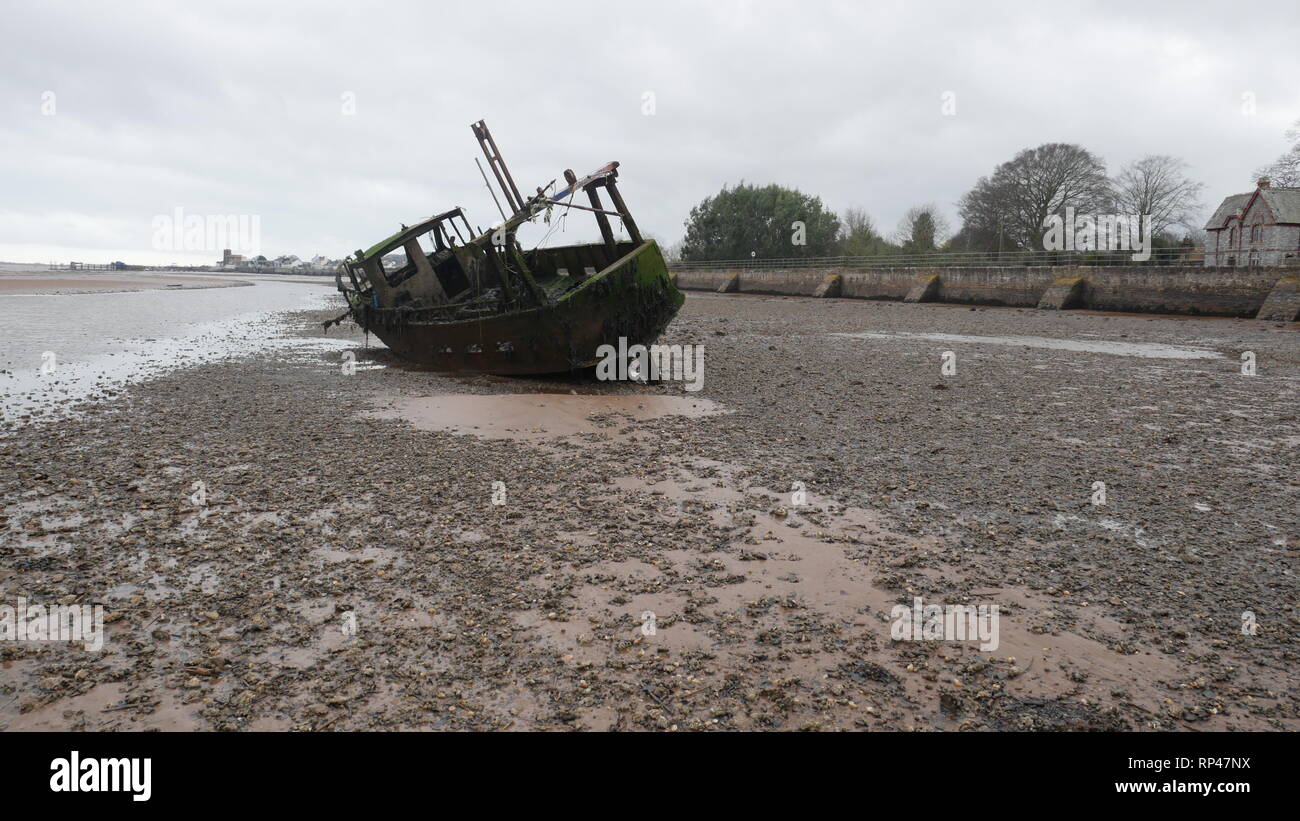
1204,178,1300,266
221,248,244,267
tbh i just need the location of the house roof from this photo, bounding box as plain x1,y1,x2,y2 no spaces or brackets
1267,187,1300,223
1205,187,1300,229
1205,193,1250,229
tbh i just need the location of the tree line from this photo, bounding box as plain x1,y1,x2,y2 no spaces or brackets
676,119,1299,262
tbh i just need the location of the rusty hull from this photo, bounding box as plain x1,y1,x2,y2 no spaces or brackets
356,240,681,374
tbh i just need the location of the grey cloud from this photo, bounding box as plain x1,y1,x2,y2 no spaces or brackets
1,0,1297,263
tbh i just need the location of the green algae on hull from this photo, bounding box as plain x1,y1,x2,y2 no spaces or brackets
356,240,682,374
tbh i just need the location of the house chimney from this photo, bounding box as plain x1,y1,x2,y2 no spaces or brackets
1257,176,1271,189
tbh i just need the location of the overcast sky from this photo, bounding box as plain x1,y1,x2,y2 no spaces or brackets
2,0,1298,265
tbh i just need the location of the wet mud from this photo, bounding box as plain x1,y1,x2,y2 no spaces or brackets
1,292,1295,731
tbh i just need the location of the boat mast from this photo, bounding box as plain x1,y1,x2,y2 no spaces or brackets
475,156,508,222
468,120,550,309
471,120,525,214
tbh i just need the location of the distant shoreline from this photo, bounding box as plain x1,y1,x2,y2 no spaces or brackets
0,272,253,295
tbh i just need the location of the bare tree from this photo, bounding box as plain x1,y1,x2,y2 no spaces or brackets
839,207,874,239
661,237,685,262
893,204,951,252
1112,155,1205,238
837,207,889,256
1255,118,1300,187
958,143,1111,250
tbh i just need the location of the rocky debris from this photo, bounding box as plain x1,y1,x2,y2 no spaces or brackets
0,294,1295,731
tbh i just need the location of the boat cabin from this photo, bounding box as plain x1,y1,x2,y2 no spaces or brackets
336,120,645,322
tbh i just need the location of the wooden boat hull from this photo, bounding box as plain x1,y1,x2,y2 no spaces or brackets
356,240,683,375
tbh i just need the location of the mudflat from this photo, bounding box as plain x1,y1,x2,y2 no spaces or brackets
0,270,243,295
1,291,1296,731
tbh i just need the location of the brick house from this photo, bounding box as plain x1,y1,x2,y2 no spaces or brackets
1204,178,1300,266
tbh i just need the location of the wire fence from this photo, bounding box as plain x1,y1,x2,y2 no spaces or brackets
669,247,1300,270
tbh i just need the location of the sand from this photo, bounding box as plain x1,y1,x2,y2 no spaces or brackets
0,271,245,295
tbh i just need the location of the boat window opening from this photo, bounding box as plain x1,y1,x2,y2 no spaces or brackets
449,216,469,245
379,246,405,275
381,247,413,285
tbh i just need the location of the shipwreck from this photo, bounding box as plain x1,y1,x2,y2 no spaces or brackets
332,120,683,375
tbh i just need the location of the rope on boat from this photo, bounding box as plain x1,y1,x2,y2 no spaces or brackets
321,309,352,331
